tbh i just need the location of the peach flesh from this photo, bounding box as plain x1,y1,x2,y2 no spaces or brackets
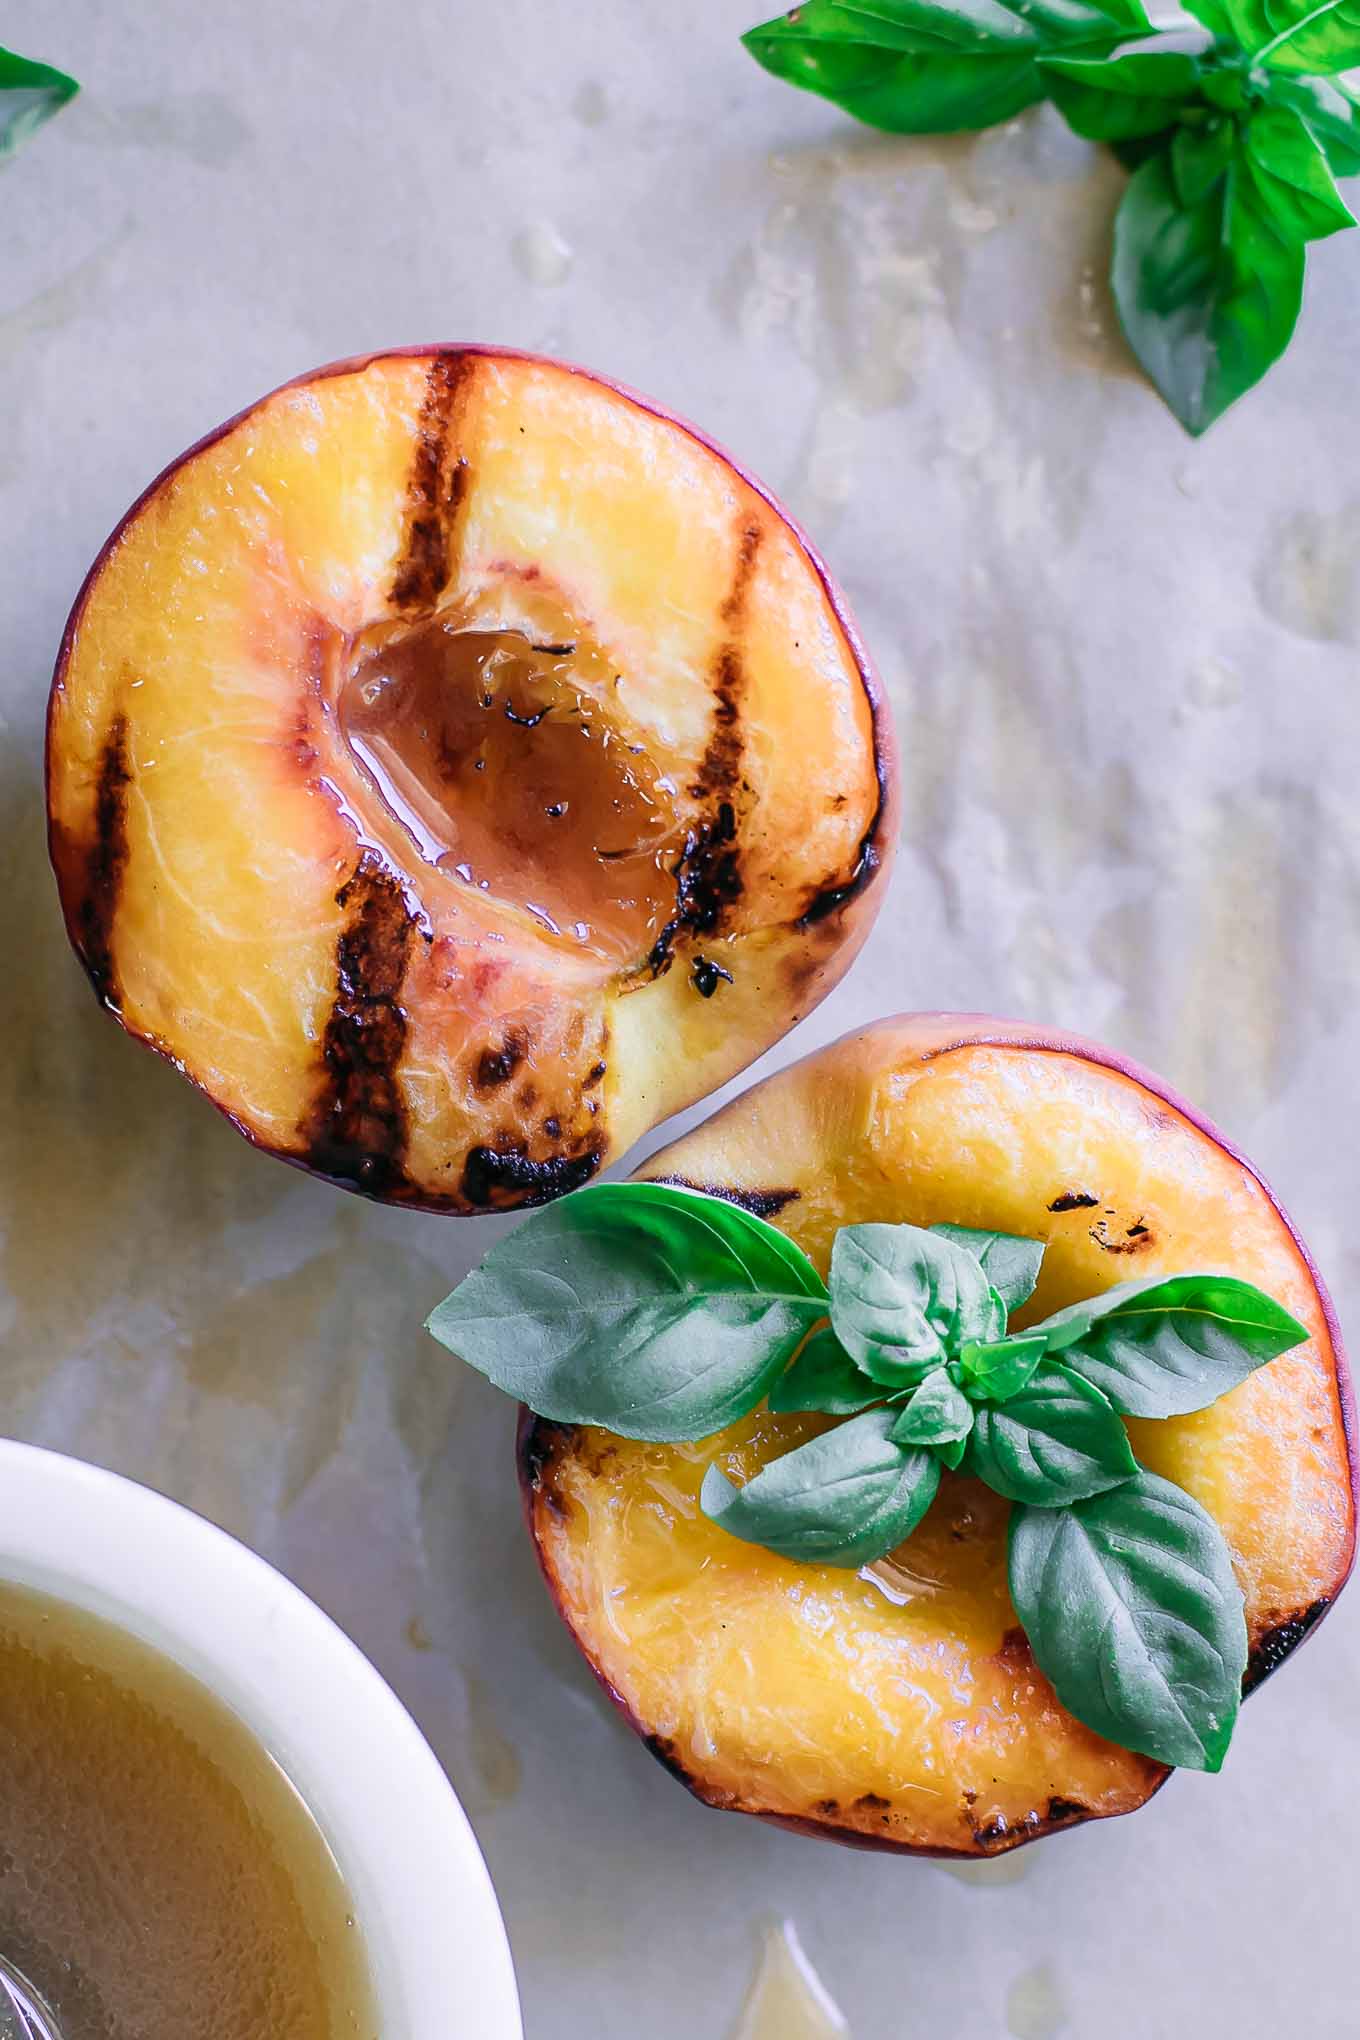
45,346,895,1212
522,1015,1357,1854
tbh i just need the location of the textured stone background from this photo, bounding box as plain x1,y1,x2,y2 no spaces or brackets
4,3,1359,2034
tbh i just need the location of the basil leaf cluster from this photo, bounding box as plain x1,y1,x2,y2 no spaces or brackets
741,0,1155,136
428,1183,1309,1773
0,47,79,162
740,0,1360,432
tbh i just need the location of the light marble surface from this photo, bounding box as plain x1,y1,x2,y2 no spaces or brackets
5,4,1360,2035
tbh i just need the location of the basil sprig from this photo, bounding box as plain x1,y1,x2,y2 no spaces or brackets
1,47,79,162
741,0,1360,432
429,1184,1310,1771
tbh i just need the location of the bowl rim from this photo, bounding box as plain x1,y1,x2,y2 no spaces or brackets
0,1439,522,2039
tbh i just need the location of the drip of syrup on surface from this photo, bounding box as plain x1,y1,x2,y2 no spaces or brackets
511,220,574,286
937,1852,1031,1888
1006,1962,1067,2039
340,619,681,962
731,1922,849,2040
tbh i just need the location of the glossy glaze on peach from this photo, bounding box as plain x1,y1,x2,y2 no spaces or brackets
523,1016,1355,1854
47,348,894,1212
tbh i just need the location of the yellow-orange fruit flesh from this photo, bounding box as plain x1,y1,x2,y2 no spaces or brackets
47,348,892,1212
523,1016,1355,1854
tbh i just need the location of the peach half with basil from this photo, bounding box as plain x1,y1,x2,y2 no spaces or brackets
519,1014,1356,1855
46,347,893,1213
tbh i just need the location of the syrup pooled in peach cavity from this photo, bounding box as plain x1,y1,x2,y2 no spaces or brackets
339,616,684,963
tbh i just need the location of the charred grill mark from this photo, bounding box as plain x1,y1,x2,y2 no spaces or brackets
78,713,133,1009
646,803,743,977
389,354,473,611
460,1008,607,1210
1245,1598,1331,1691
970,1811,1044,1849
474,1028,529,1091
691,954,733,998
1089,1217,1155,1254
720,521,762,627
798,833,882,927
304,852,417,1195
461,1140,604,1210
698,520,761,797
643,1734,695,1787
646,519,763,978
647,1175,800,1219
1049,1190,1099,1212
798,645,893,929
518,1414,575,1520
696,648,745,802
520,1415,563,1487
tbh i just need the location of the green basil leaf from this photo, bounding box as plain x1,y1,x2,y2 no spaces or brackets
1009,1470,1247,1770
1111,147,1304,435
0,46,79,161
1245,103,1356,237
1177,0,1237,42
966,1364,1138,1504
701,1409,941,1567
1266,72,1360,176
769,1324,882,1414
426,1182,825,1441
1171,116,1237,204
830,1222,1005,1387
1201,66,1254,111
890,1367,975,1458
957,1331,1049,1402
1031,1271,1309,1416
741,0,1152,137
1041,50,1202,140
928,1223,1046,1314
1185,0,1360,71
1112,128,1182,169
937,1430,971,1469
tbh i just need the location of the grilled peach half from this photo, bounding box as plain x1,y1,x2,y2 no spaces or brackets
521,1014,1356,1854
46,347,893,1212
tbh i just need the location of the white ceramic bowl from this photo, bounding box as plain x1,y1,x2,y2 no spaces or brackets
0,1440,522,2040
